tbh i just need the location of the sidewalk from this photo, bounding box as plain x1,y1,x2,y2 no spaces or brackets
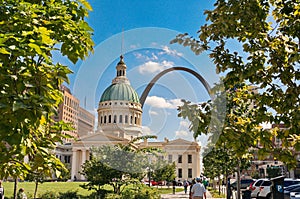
161,190,221,199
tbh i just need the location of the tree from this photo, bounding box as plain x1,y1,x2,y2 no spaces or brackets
81,145,149,195
0,0,93,197
203,147,235,194
26,147,70,199
266,166,282,178
152,161,176,187
178,84,258,199
80,157,113,197
172,0,300,168
81,136,160,196
203,144,251,195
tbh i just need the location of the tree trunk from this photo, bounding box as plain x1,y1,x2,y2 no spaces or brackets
34,181,39,199
226,172,231,199
13,179,18,199
237,160,241,199
218,176,221,195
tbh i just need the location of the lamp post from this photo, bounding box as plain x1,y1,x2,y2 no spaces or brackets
148,155,152,187
148,167,151,186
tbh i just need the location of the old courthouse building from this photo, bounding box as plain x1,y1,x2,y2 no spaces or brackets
69,55,201,181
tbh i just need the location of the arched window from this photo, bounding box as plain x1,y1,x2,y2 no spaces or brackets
119,115,123,123
104,116,107,124
113,115,117,123
100,116,103,124
108,115,111,123
130,116,133,124
134,117,137,124
125,115,128,123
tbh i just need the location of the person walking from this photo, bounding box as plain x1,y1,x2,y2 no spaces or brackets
183,179,189,194
0,180,4,199
191,177,206,199
17,188,27,199
189,179,196,199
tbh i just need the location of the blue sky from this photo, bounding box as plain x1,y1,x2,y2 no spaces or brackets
60,0,221,145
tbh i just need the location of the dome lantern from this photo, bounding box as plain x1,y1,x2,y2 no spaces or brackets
112,55,130,85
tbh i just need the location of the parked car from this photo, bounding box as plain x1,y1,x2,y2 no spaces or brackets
284,185,300,199
257,179,272,199
166,180,182,186
254,178,300,199
249,178,269,198
142,180,159,186
284,178,300,188
177,180,183,186
231,179,255,190
290,192,300,199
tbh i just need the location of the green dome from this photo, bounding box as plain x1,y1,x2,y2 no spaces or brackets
100,83,140,103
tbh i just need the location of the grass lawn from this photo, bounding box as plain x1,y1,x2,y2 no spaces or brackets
2,181,183,198
2,181,96,198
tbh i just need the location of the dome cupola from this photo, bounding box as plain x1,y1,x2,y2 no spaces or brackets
100,55,140,103
97,55,143,140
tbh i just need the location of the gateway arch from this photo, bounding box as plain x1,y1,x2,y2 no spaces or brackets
139,66,212,108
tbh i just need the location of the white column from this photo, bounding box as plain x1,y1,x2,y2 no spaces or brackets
71,149,77,181
80,149,86,180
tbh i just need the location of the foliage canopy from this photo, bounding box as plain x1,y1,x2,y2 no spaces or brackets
0,0,94,180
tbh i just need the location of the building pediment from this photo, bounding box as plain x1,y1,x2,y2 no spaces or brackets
73,132,129,148
164,138,197,146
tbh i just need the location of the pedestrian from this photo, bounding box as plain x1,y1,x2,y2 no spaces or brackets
227,177,231,199
0,180,4,199
191,177,206,199
17,188,27,199
172,178,177,194
203,177,208,189
183,179,189,194
189,179,196,199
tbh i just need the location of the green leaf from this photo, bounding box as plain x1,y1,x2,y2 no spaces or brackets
78,0,93,11
28,43,42,54
0,47,10,54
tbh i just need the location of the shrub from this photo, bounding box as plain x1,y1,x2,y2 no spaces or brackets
39,191,59,199
87,190,112,199
120,186,161,199
59,190,78,199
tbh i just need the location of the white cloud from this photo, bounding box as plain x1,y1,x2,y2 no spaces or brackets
175,130,189,137
130,44,140,49
159,46,183,57
134,52,159,62
142,126,153,135
179,120,190,128
138,60,174,74
151,42,158,46
151,53,158,60
149,110,158,115
145,96,183,109
134,52,144,59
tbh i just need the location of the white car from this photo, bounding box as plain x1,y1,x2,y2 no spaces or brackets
249,179,269,198
257,180,272,199
290,192,300,199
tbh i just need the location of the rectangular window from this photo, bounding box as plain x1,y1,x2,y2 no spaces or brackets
188,154,192,163
178,168,182,178
178,155,182,163
64,155,71,163
168,155,172,163
188,168,192,178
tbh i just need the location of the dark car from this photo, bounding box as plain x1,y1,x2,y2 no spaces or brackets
230,179,255,190
284,179,300,188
